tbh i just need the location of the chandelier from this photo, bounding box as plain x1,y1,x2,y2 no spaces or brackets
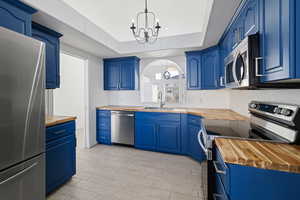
130,0,161,44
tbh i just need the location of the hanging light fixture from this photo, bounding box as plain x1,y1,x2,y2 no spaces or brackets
130,0,161,44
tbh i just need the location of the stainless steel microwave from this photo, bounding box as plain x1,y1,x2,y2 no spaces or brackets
224,34,260,89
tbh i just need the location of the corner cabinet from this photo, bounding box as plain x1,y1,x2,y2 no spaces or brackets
0,0,36,36
32,22,63,89
104,56,140,90
186,46,222,90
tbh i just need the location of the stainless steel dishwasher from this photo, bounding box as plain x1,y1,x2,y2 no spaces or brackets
111,111,135,145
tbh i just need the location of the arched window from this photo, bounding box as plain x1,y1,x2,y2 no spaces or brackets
141,59,185,105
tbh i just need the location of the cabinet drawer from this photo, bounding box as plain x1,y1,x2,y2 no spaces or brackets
135,112,180,122
97,117,111,130
214,148,230,194
188,115,202,126
214,174,229,200
46,121,75,142
97,110,111,117
96,129,111,144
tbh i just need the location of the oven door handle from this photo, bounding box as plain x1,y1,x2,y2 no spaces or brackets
197,129,207,155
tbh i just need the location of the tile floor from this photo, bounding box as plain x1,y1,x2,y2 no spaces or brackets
47,144,206,200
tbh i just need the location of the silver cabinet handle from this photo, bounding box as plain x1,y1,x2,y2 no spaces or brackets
114,114,134,117
213,161,226,175
53,129,66,135
0,162,37,185
255,57,264,77
213,193,225,200
220,76,225,87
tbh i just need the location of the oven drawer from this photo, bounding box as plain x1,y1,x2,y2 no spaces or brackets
214,148,230,195
214,174,229,200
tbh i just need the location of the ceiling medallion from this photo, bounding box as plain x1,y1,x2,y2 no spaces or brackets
130,0,161,44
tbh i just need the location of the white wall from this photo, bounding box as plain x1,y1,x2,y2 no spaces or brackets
106,56,231,108
61,43,108,148
53,53,85,129
229,89,300,116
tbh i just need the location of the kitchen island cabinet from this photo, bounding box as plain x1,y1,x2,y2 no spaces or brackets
213,138,300,200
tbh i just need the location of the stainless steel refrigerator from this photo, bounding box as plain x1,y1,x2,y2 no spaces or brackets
0,27,46,200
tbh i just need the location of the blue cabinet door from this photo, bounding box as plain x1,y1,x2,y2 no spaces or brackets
259,0,293,82
96,110,111,145
186,54,201,90
46,135,76,194
32,23,62,89
243,0,259,37
135,119,157,151
120,61,134,90
188,124,205,162
104,61,120,90
156,122,180,154
103,57,140,90
201,47,220,89
0,0,36,36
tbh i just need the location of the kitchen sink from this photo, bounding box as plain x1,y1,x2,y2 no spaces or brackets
143,107,178,110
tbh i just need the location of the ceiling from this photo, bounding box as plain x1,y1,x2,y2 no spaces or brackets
22,0,241,58
61,0,212,42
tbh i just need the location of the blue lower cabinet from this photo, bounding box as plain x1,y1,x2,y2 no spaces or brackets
46,121,76,195
96,110,111,145
156,122,180,154
135,112,181,154
135,119,157,151
188,124,206,162
214,147,300,200
187,115,206,162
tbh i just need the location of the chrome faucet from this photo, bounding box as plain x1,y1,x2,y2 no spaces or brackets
158,91,165,109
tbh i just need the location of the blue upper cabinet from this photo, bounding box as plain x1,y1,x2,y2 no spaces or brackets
201,47,221,89
259,0,299,82
104,56,140,90
186,46,221,90
186,53,201,90
243,0,259,37
32,22,63,89
0,0,36,36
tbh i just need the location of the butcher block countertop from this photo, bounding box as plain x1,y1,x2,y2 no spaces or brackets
46,115,77,127
215,138,300,174
97,106,248,121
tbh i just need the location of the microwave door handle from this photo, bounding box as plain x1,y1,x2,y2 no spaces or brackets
255,57,265,77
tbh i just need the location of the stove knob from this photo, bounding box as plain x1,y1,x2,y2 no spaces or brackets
273,107,281,114
281,109,293,116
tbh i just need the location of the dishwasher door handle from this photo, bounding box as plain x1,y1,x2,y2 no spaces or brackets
112,114,134,117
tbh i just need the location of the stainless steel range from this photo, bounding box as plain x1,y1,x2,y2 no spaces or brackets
198,101,300,200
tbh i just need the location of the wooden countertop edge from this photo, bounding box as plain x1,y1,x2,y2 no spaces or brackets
46,116,77,127
215,138,300,174
96,106,249,121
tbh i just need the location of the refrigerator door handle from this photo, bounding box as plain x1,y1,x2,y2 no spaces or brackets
0,162,37,185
